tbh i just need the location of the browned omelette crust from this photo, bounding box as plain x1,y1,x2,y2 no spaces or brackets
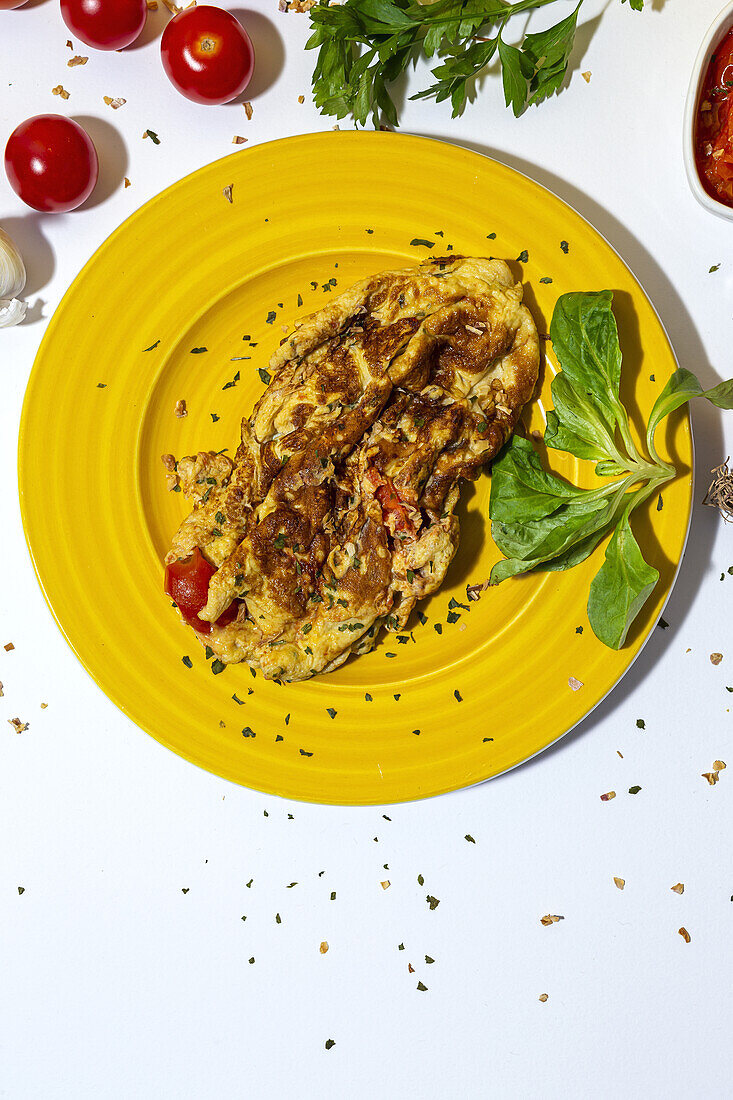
164,256,539,681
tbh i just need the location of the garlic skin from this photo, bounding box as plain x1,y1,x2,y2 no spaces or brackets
0,226,28,328
0,298,28,328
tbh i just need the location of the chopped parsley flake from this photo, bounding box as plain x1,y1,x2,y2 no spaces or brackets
242,727,255,738
190,347,207,354
211,659,226,675
143,339,161,352
326,707,337,719
181,655,193,668
266,311,276,324
410,238,434,248
516,250,529,263
258,368,271,385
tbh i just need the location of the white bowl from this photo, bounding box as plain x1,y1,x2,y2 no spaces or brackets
683,1,733,219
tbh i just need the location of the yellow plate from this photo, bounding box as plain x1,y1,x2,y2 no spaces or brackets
18,133,691,805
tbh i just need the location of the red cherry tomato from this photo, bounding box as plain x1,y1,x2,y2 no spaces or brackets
4,115,98,213
0,2,29,10
161,5,254,105
60,0,146,50
164,547,238,634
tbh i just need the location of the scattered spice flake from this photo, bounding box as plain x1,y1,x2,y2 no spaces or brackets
678,927,691,943
410,238,435,248
222,184,233,203
275,913,281,924
600,791,616,801
702,771,719,786
539,276,553,284
326,707,337,719
143,339,160,352
465,834,475,844
0,682,3,697
243,101,253,120
516,249,529,263
709,264,721,273
628,785,642,795
143,129,161,144
581,70,592,82
454,689,463,702
174,399,187,418
52,85,70,99
617,750,623,758
258,368,271,385
657,493,663,511
8,717,28,734
319,941,329,953
97,382,107,389
398,943,405,950
560,240,569,253
539,993,549,1002
540,914,564,926
249,957,255,964
68,55,88,67
232,135,247,145
17,886,25,895
417,874,424,886
190,346,208,354
181,655,193,668
324,1039,335,1050
103,96,126,109
710,652,723,665
299,748,313,757
124,177,131,188
4,643,14,651
613,877,625,890
636,719,646,729
298,94,305,103
426,895,440,910
568,676,583,691
408,963,415,973
671,883,684,894
242,726,255,738
66,38,73,48
380,880,390,890
425,955,434,965
416,981,428,991
181,887,189,894
714,760,726,771
330,891,336,900
211,659,226,675
659,617,669,629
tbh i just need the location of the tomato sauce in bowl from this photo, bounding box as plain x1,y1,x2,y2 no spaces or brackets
695,25,733,206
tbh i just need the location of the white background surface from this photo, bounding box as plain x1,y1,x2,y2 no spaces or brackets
1,1,732,1097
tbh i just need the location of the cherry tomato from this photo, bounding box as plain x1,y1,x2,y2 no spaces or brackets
0,2,29,10
161,5,254,105
60,0,146,50
164,547,238,634
4,115,98,213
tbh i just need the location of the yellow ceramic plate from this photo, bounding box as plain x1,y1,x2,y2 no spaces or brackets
18,133,691,805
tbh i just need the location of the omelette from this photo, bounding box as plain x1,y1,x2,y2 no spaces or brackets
163,256,539,682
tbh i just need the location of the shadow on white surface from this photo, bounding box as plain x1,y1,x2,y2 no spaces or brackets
74,115,130,210
229,8,285,102
419,134,723,783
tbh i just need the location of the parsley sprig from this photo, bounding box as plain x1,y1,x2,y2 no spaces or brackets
307,0,643,128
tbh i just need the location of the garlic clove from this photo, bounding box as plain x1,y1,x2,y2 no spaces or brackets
0,226,27,300
0,298,28,328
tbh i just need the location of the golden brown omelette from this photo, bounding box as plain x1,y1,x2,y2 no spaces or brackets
163,256,539,682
